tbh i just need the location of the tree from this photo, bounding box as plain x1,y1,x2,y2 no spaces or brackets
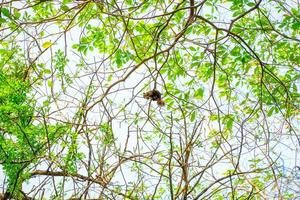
0,0,299,199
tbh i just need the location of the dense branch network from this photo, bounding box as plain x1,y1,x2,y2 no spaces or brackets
0,0,299,199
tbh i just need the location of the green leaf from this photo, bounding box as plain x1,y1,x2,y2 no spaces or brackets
189,46,196,51
230,46,240,56
267,107,275,117
226,117,234,130
0,8,10,18
61,5,69,11
190,111,196,122
194,88,204,99
13,8,21,19
0,17,6,23
247,2,256,7
47,80,53,87
291,22,300,30
42,41,53,49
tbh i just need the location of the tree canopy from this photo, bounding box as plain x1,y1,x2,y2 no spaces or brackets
0,0,299,199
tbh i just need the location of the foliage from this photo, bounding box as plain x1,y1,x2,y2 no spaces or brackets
0,0,299,199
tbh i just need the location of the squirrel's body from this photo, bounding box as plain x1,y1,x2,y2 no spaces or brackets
143,89,165,106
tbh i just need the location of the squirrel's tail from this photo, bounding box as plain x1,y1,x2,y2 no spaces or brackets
157,99,165,107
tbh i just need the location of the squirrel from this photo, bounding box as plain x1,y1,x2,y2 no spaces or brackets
143,89,165,107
